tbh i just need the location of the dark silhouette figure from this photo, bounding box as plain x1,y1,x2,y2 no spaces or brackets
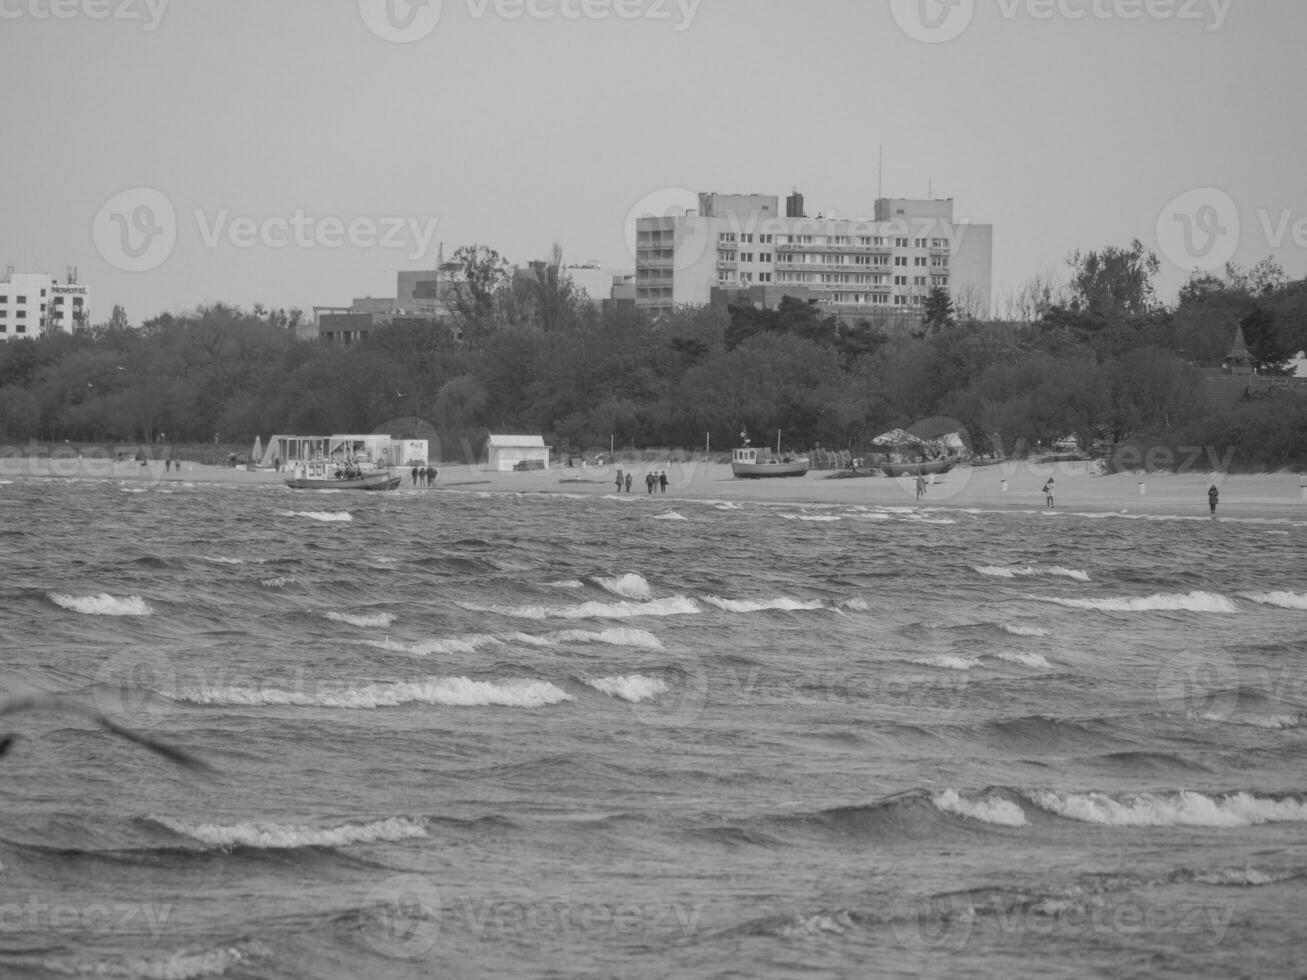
659,471,668,493
1208,484,1219,515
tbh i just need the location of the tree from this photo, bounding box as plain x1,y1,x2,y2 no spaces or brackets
921,286,956,334
528,243,578,333
1066,239,1160,319
1240,306,1293,375
449,245,511,346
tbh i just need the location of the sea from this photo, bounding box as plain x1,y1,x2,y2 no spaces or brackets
0,472,1304,979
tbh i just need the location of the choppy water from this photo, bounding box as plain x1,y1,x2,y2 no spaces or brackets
1,475,1305,979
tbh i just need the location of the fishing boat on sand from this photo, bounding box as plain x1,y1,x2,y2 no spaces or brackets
285,458,401,491
732,431,809,478
879,458,957,478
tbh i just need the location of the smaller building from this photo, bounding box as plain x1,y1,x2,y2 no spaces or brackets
486,434,550,471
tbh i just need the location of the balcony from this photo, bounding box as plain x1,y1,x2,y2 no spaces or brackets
775,242,893,254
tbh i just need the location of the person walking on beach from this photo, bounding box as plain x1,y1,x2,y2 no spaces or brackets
659,471,668,493
1043,478,1055,509
624,473,633,493
646,472,655,494
615,470,623,493
915,474,927,504
1208,484,1219,516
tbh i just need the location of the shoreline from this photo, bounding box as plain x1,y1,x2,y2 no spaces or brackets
3,455,1306,521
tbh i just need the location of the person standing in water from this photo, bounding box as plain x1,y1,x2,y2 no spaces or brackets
1042,478,1055,508
1208,484,1219,515
915,474,927,504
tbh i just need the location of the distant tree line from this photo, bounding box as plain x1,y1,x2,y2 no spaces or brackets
2,243,1307,472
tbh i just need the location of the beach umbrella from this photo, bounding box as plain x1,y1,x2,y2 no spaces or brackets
251,436,263,465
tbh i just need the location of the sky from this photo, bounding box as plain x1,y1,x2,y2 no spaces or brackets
1,0,1305,324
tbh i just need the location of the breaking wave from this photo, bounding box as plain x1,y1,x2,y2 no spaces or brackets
48,593,153,616
701,596,825,613
932,789,1029,827
976,565,1090,582
1040,591,1237,613
460,596,700,621
1243,591,1307,610
1027,789,1307,827
326,611,396,629
594,573,654,601
585,674,670,702
279,510,352,522
175,677,573,709
152,815,428,849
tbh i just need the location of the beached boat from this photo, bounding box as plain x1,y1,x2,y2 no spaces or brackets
731,445,810,479
285,458,401,491
879,458,957,478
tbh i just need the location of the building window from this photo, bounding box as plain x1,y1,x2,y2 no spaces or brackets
760,234,773,244
718,232,736,243
894,276,908,286
740,234,753,243
894,257,907,267
894,238,908,248
759,272,771,283
15,310,26,318
759,252,772,263
739,252,753,263
914,276,927,286
914,257,927,266
914,238,927,248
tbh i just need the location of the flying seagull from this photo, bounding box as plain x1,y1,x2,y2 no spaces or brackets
0,695,215,774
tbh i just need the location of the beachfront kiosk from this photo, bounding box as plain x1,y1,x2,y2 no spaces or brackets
486,434,550,472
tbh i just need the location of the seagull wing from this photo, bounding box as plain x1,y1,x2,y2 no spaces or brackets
0,695,215,775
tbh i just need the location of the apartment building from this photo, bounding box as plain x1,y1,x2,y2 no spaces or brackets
634,191,992,324
0,267,90,341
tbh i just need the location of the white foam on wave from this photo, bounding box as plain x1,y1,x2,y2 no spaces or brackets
1041,591,1237,613
778,512,842,522
995,651,1053,669
976,564,1090,582
1216,713,1300,730
49,592,153,616
840,598,870,612
261,576,291,588
914,655,981,671
1192,867,1300,887
280,510,352,522
1028,789,1307,827
652,511,686,521
460,595,700,621
175,676,573,709
363,633,501,657
203,556,245,565
1243,591,1307,610
702,596,825,613
546,579,585,589
595,573,654,601
933,789,1029,827
1001,623,1050,637
327,611,396,629
23,943,270,980
153,815,428,849
547,628,664,651
586,674,670,702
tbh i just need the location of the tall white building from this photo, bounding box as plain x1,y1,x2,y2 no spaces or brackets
0,268,90,341
634,191,992,324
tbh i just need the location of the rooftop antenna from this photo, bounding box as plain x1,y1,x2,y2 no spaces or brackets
878,146,883,199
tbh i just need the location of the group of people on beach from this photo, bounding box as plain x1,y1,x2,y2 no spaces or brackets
410,465,438,487
613,470,668,494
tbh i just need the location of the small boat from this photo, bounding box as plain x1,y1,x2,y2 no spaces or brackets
879,458,957,478
731,445,810,478
285,458,401,491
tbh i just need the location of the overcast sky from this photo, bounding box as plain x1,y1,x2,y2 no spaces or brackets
2,0,1304,323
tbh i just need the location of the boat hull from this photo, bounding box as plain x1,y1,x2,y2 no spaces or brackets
285,472,401,491
880,459,957,478
732,460,810,479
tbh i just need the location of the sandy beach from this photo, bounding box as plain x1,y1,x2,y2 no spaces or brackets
3,452,1306,521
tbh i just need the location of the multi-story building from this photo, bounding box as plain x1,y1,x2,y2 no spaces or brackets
634,191,992,326
0,267,90,341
